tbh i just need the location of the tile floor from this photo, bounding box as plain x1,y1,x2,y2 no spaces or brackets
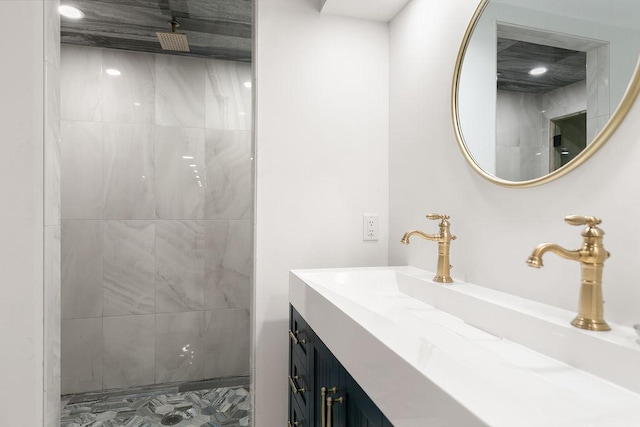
61,377,250,426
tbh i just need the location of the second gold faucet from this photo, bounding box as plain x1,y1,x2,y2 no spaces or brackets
527,215,611,331
401,213,456,283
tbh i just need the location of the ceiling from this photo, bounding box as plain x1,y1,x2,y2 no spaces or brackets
497,38,586,94
321,0,411,22
60,0,252,61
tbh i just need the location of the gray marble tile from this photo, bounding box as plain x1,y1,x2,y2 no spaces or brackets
44,224,61,426
204,309,250,378
542,81,586,120
588,114,610,144
596,45,610,116
496,146,521,182
155,126,206,219
155,312,205,383
538,148,550,177
59,0,252,61
45,63,61,226
61,45,102,121
61,220,103,319
496,90,521,148
61,318,103,394
204,221,251,310
156,220,205,312
205,59,252,131
156,55,205,128
102,48,156,124
103,315,155,389
520,146,541,181
517,93,543,149
61,121,103,219
103,123,155,219
204,130,252,220
103,221,155,316
586,49,598,119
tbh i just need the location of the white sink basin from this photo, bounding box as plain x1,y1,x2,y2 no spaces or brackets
290,266,640,427
394,268,640,394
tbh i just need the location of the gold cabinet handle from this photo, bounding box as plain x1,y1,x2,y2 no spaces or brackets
289,329,306,345
321,387,326,427
326,395,344,427
288,375,305,394
321,386,339,427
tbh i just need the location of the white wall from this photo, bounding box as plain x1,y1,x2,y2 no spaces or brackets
254,0,389,425
389,0,640,334
0,1,59,426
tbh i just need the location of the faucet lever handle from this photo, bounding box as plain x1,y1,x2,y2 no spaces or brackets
564,215,601,227
426,213,450,221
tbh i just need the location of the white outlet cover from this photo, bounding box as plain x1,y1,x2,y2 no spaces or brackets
363,214,379,241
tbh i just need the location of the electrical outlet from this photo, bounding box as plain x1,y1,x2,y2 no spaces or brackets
363,214,379,241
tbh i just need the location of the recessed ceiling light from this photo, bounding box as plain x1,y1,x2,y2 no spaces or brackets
182,155,194,159
244,81,252,88
529,67,548,76
105,68,121,76
59,5,84,19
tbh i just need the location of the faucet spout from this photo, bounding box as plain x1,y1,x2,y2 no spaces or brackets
401,230,439,244
526,243,581,268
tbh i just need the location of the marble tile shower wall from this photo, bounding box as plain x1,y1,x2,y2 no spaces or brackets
60,45,252,395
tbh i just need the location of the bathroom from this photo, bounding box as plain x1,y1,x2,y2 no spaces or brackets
3,0,640,426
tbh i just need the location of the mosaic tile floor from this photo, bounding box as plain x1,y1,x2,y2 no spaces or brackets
61,377,251,427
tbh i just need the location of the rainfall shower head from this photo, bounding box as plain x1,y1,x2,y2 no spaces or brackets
157,19,190,52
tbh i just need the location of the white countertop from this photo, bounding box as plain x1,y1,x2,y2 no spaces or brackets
289,266,640,427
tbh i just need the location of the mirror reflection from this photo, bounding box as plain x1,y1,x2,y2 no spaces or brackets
456,0,640,184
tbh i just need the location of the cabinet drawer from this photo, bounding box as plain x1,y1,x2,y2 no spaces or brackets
289,349,310,414
289,305,309,359
288,393,307,427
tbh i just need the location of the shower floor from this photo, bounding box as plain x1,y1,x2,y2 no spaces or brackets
60,376,251,427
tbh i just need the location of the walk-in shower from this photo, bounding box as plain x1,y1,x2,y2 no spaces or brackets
58,1,253,424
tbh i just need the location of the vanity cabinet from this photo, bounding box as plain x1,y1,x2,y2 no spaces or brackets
289,305,392,427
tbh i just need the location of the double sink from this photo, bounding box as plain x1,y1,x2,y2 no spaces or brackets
289,266,640,426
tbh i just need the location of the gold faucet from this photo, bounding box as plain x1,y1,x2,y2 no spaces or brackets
401,213,456,283
527,215,611,331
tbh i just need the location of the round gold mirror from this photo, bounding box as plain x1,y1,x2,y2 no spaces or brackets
452,0,640,187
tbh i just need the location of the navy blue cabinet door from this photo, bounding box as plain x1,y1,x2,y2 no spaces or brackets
289,305,393,427
345,374,389,427
312,337,347,427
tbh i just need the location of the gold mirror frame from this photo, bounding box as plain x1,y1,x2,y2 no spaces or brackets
451,0,640,188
